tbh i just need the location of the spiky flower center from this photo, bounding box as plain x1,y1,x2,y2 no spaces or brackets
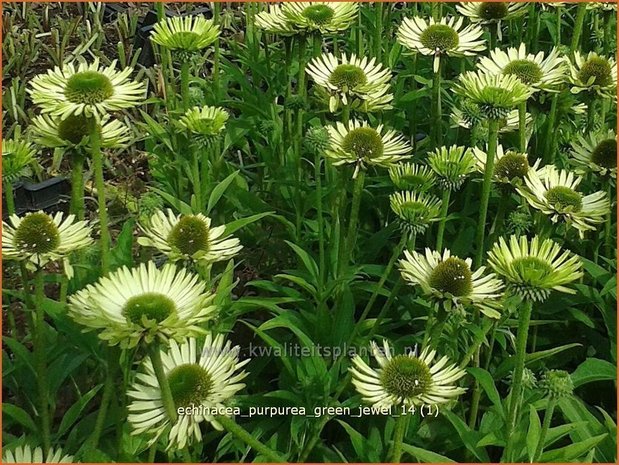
57,114,98,144
578,57,612,87
591,138,617,169
511,256,554,284
503,59,543,85
302,4,335,25
479,2,509,20
167,363,213,408
122,292,175,325
398,201,429,222
167,216,210,256
542,370,574,398
401,174,430,189
64,71,114,105
342,127,384,159
494,152,529,180
420,24,460,52
14,212,60,254
329,64,368,90
381,355,433,398
545,186,583,212
429,257,473,297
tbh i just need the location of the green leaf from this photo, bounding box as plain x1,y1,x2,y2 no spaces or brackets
110,219,135,270
442,410,490,462
150,187,194,214
223,212,273,236
285,241,319,283
571,358,616,388
207,170,239,214
541,434,608,462
2,403,38,433
57,385,102,437
401,444,455,463
494,343,581,379
467,368,504,417
527,405,541,462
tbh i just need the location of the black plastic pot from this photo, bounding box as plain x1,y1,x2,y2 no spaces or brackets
2,177,71,220
103,3,128,23
134,6,214,68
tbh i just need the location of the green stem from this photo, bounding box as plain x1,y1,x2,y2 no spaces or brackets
91,122,110,274
34,269,51,454
192,150,203,211
70,152,85,220
148,343,178,424
556,6,562,46
544,94,559,163
5,181,15,216
518,101,527,153
180,61,190,111
212,1,221,96
88,346,120,449
570,3,587,53
605,180,614,259
502,299,534,462
374,1,383,63
533,397,558,462
474,119,500,269
316,153,325,289
389,414,409,463
216,415,287,462
587,98,598,132
351,234,407,343
436,189,451,251
432,57,443,148
344,169,366,268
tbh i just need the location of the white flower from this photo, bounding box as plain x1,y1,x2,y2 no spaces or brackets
397,16,485,72
128,335,249,449
477,43,566,91
68,262,218,349
306,53,393,112
138,209,242,265
351,340,466,408
400,248,504,318
570,129,617,178
2,445,73,463
517,165,610,237
2,211,92,277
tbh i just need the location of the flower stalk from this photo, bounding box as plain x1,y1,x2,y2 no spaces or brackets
216,415,287,462
532,396,558,462
502,298,534,462
34,269,52,454
91,121,110,274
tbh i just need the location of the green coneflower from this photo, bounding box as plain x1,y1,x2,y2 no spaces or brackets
306,53,393,112
390,191,442,235
150,15,220,59
451,99,532,134
568,51,617,98
68,262,218,349
2,138,36,184
388,162,436,192
472,144,540,186
178,105,229,147
31,113,131,149
350,340,466,408
137,209,242,265
517,165,610,237
585,2,617,11
540,369,574,398
29,58,145,120
427,145,476,191
325,119,411,176
2,211,93,277
128,335,249,449
397,16,485,72
2,445,73,463
454,71,533,120
283,2,359,33
487,235,583,302
399,248,504,318
570,129,617,178
478,43,566,91
456,2,528,29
